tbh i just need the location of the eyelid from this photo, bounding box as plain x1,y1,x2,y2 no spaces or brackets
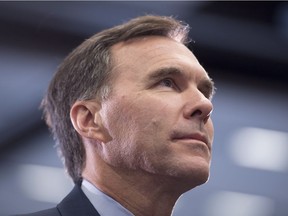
160,77,174,85
158,77,180,90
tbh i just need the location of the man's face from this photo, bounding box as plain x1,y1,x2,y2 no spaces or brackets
98,36,214,185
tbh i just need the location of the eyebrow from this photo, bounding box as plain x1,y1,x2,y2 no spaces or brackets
145,67,183,83
199,78,216,100
146,66,216,99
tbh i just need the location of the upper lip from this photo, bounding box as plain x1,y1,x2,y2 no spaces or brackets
171,132,211,150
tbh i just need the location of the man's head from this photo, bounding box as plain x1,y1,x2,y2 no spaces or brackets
80,36,215,190
42,15,193,183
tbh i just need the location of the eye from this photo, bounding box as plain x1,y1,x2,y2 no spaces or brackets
159,78,175,88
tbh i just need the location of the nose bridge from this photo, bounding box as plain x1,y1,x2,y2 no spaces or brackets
183,86,213,120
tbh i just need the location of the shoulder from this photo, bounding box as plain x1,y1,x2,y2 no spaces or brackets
12,208,60,216
13,181,100,216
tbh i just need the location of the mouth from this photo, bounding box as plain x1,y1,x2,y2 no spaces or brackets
171,132,211,151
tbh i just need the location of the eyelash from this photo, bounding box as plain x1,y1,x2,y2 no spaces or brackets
159,78,177,89
157,78,214,100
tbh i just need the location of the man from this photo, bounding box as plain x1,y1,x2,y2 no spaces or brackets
21,15,215,216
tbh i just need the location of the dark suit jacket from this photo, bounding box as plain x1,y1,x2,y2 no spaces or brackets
16,182,100,216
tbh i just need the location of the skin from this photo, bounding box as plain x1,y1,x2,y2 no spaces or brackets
70,36,215,216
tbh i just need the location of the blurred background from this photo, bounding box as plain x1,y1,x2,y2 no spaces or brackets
0,2,287,216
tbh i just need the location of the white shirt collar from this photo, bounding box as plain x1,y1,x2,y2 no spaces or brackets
81,179,134,216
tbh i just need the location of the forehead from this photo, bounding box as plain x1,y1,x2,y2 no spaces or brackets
110,36,208,81
112,36,196,62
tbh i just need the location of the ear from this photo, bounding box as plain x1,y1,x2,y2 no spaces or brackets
70,100,111,143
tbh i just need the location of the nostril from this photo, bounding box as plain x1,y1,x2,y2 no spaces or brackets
184,95,213,121
191,109,202,117
190,109,212,124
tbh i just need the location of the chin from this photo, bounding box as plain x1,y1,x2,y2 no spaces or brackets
178,159,211,188
168,168,209,193
193,167,210,185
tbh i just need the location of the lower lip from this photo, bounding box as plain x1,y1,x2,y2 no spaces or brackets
173,138,210,151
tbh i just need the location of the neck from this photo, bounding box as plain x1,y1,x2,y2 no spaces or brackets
82,159,190,216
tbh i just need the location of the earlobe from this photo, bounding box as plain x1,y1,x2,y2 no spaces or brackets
70,100,110,143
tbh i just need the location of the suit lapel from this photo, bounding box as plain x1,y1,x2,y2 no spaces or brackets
57,182,100,216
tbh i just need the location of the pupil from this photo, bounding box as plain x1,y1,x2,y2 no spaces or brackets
164,79,172,87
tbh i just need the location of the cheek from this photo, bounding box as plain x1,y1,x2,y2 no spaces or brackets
108,95,167,135
207,119,214,143
100,96,165,157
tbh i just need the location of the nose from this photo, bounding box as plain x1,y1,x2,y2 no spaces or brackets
183,90,213,123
